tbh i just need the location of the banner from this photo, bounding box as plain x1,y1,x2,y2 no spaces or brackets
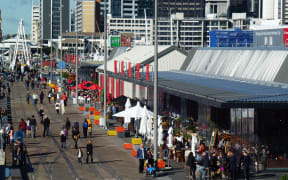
128,62,131,77
121,61,124,76
116,79,120,98
136,63,140,79
146,64,149,81
111,78,114,99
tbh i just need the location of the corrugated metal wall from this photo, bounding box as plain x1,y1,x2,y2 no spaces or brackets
186,49,288,82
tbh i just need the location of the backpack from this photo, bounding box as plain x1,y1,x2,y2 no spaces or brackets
82,122,88,128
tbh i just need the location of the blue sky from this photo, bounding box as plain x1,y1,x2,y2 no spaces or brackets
0,0,34,35
0,0,74,35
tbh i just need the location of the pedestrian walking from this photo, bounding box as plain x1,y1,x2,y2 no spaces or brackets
43,115,50,137
65,118,71,137
39,107,44,123
53,93,57,104
62,93,67,106
48,92,52,104
87,118,92,137
240,149,250,180
32,93,38,104
8,126,14,145
39,91,44,104
14,138,24,166
72,127,80,149
77,148,83,164
5,123,11,145
60,99,65,115
31,80,35,89
228,150,237,180
82,119,88,138
26,118,31,138
30,115,37,138
72,120,79,131
86,139,93,163
136,144,146,174
60,128,67,149
19,119,26,137
55,102,60,114
26,91,30,104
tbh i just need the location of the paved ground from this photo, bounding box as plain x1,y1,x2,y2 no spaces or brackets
6,80,287,180
9,81,145,180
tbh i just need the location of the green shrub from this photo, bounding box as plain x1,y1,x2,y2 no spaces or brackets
280,175,288,180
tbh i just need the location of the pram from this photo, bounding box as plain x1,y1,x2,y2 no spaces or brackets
145,160,156,178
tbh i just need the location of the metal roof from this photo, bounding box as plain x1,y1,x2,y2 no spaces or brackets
185,47,288,84
154,71,288,107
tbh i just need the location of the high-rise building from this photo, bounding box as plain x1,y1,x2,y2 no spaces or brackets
108,14,232,50
283,0,288,24
0,9,2,42
70,9,75,32
76,0,101,33
40,0,70,41
32,4,40,44
100,0,139,31
158,0,205,18
137,0,153,18
228,0,260,18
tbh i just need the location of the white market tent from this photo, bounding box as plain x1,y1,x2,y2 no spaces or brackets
113,102,154,123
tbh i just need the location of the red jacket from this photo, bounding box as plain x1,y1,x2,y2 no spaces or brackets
62,94,67,100
19,121,27,130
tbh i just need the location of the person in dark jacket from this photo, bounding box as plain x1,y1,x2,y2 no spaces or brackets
240,149,250,180
82,119,88,138
26,91,30,104
65,118,71,137
72,127,80,149
86,139,93,163
39,91,44,104
186,152,196,179
228,150,237,180
43,115,50,137
198,151,209,180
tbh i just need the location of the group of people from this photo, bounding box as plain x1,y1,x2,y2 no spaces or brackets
181,137,273,180
60,118,94,164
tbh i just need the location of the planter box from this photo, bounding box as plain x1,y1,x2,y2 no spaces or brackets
123,143,133,150
107,130,117,136
115,126,125,132
131,150,137,157
132,138,142,145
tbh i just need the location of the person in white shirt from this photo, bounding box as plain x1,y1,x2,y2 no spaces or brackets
55,102,60,114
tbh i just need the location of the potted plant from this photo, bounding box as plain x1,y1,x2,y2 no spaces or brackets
175,116,181,129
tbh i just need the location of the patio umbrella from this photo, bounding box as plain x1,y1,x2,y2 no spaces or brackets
139,106,148,135
146,106,153,137
168,126,173,148
158,123,163,146
125,98,131,110
113,101,143,119
86,84,99,90
124,98,132,124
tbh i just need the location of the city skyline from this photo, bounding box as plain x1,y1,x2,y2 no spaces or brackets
0,0,75,36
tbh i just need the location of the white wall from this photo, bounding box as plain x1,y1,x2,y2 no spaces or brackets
262,0,275,19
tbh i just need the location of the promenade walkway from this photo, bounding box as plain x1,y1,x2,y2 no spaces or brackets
9,81,143,180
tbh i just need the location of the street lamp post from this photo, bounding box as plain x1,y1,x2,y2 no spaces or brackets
103,0,108,129
50,0,53,81
153,0,158,166
75,0,78,104
60,0,63,92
